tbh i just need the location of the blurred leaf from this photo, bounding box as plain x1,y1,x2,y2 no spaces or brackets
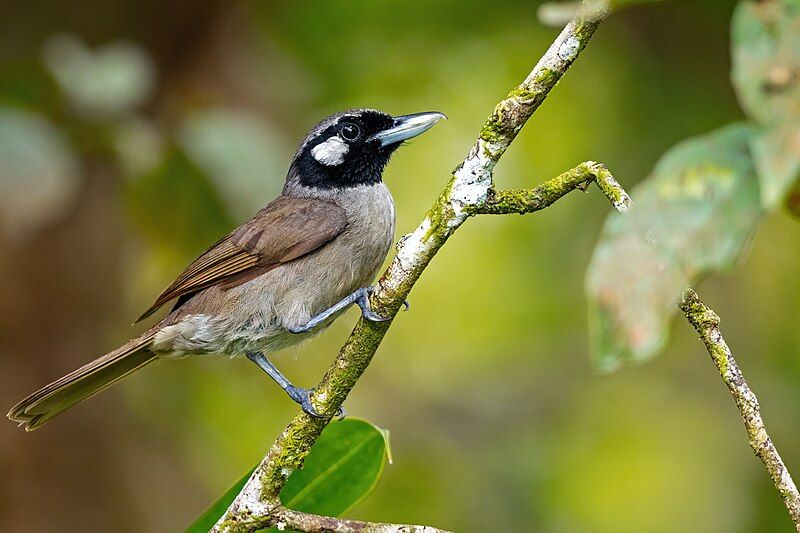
0,106,79,238
785,175,800,220
749,125,800,208
178,109,288,218
538,0,663,27
42,35,155,119
586,124,763,371
124,146,233,255
0,61,59,113
731,0,800,127
114,117,165,178
731,0,800,207
187,419,388,532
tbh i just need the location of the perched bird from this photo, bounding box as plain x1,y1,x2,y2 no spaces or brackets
8,108,445,431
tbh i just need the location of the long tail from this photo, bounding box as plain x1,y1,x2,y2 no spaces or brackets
7,330,158,431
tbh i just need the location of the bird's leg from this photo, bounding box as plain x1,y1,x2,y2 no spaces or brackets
246,351,344,419
288,287,405,334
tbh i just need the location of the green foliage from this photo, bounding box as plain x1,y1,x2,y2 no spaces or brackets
186,419,389,532
786,178,800,221
586,0,800,370
4,0,795,530
186,466,255,533
587,124,763,370
731,0,800,207
0,61,59,113
279,418,389,517
124,146,234,255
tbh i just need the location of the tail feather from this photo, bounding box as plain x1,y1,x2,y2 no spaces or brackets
7,331,158,431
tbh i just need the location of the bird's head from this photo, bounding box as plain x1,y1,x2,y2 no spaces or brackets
287,108,445,190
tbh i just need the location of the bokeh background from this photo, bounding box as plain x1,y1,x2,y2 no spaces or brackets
2,0,799,531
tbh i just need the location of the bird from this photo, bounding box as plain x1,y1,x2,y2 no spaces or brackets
7,108,446,431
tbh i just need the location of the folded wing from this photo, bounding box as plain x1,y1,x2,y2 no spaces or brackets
136,196,347,322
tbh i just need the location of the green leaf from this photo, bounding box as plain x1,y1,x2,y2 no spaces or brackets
749,126,800,208
731,0,800,207
186,419,388,532
586,124,764,372
279,418,388,517
186,467,255,533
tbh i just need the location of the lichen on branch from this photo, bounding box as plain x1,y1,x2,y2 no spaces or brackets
470,161,630,216
679,289,800,531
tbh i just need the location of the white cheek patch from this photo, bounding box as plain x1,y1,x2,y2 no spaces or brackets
311,136,349,166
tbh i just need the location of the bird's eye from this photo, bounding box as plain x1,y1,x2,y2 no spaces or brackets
340,123,361,141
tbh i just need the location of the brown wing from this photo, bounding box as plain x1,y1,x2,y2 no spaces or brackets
135,196,347,322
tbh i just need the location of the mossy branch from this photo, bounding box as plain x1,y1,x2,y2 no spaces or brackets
220,507,450,533
213,4,610,532
210,1,800,530
469,161,630,216
679,289,800,531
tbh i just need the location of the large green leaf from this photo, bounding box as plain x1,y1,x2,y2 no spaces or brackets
186,467,255,533
731,0,800,207
586,124,764,372
187,418,389,532
280,418,389,517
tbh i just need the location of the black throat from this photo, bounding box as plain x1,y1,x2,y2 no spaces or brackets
287,110,398,190
289,144,395,189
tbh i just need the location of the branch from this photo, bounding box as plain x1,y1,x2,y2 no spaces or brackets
232,507,450,533
469,160,630,216
679,289,800,531
214,4,611,531
214,4,798,530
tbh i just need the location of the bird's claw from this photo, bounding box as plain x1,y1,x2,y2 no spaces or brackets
360,307,391,323
286,386,345,419
357,288,389,323
359,287,410,321
287,324,311,334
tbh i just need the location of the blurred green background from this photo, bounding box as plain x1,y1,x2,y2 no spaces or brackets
2,0,799,531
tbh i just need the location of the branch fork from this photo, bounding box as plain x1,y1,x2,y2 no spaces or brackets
212,5,624,533
210,2,800,531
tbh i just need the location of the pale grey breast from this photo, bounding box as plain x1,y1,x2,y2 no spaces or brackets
152,183,396,358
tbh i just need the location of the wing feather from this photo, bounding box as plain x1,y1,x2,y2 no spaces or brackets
135,196,347,322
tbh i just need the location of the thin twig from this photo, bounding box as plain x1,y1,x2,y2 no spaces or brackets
679,288,800,531
213,4,610,531
470,161,630,216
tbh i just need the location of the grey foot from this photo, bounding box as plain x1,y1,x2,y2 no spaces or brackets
289,287,393,334
246,351,344,419
286,386,345,419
